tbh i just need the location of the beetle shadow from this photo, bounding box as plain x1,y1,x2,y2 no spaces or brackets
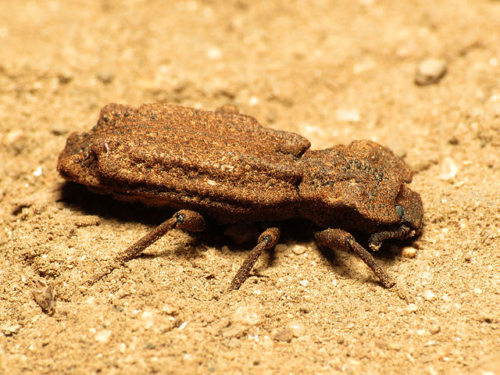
57,182,172,227
57,182,303,265
57,182,419,287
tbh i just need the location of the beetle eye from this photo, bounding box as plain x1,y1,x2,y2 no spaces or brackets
395,205,405,218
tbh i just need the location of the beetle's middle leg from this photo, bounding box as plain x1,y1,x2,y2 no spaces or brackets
87,209,206,285
315,228,396,289
229,227,280,291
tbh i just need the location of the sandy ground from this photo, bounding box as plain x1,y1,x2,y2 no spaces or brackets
1,0,500,374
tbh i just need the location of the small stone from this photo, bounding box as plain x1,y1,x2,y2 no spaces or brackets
51,125,69,136
274,329,294,342
422,290,437,301
438,157,458,181
231,305,262,327
401,246,418,258
406,303,418,313
221,325,244,338
415,58,447,86
57,71,73,84
95,330,113,343
429,324,441,334
32,279,55,315
292,244,307,255
286,321,305,338
5,129,25,144
162,304,177,316
96,71,115,84
1,324,22,336
387,342,403,351
73,215,101,228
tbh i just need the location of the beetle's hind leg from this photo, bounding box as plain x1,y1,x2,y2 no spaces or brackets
315,228,395,289
229,227,280,291
87,210,206,286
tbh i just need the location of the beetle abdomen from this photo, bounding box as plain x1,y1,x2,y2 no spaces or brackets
58,104,311,223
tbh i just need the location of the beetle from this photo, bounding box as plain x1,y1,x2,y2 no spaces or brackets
57,103,424,290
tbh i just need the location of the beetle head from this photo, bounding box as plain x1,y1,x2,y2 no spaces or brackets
395,184,424,233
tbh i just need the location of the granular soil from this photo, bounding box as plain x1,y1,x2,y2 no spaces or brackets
1,1,500,374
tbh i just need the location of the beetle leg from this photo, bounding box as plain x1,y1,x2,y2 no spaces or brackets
88,210,206,285
369,225,412,251
229,227,280,291
315,228,395,289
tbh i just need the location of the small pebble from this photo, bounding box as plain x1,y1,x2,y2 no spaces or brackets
387,342,403,351
32,279,55,315
401,246,418,258
231,305,262,327
438,157,458,181
96,71,115,84
415,58,447,86
6,129,25,144
73,215,101,228
221,325,244,338
422,290,437,301
286,321,305,338
95,330,113,343
57,71,73,84
274,329,294,343
429,324,441,334
1,324,22,336
162,304,177,316
406,303,418,313
292,244,307,255
51,125,69,136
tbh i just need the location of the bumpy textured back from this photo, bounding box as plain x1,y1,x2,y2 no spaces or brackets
299,141,414,231
58,104,311,223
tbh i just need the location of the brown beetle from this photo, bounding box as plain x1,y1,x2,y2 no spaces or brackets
58,103,423,290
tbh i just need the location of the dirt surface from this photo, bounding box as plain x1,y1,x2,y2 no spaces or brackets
1,1,500,374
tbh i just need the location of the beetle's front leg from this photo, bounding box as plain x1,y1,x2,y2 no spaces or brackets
229,227,280,291
315,229,395,289
88,210,206,285
368,225,412,251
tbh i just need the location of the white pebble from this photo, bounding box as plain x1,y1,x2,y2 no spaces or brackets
401,247,418,258
415,58,447,85
232,305,262,327
95,330,112,343
292,244,307,255
286,321,305,338
423,290,437,301
406,303,418,313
